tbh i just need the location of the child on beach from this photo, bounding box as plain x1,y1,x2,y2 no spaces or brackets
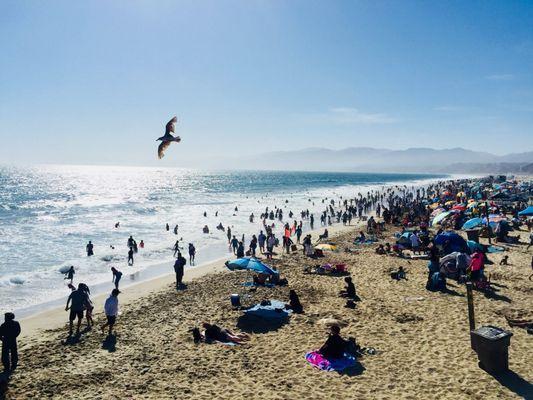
101,289,120,336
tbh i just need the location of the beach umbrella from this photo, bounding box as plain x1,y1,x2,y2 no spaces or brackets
445,200,455,206
462,217,483,230
431,207,446,217
518,206,533,216
432,211,453,225
315,243,337,251
429,203,441,210
452,204,466,211
225,258,278,275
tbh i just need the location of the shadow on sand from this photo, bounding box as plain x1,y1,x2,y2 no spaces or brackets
489,369,533,399
237,314,289,334
102,334,117,353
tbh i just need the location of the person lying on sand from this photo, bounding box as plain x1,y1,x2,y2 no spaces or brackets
193,323,250,344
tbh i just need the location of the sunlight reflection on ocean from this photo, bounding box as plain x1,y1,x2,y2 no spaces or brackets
0,164,446,311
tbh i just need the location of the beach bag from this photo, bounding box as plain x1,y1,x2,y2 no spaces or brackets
245,250,251,256
291,244,297,252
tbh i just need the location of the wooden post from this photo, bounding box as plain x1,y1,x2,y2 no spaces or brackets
466,282,475,331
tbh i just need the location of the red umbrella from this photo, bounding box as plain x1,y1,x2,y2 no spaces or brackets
452,205,466,211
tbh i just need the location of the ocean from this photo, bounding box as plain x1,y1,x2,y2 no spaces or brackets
0,165,447,314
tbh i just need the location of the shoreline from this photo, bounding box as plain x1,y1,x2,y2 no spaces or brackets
19,220,358,340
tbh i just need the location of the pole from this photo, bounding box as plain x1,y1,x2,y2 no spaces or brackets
466,282,475,331
485,200,492,245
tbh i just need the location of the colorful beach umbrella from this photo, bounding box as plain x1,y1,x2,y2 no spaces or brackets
225,258,278,275
462,217,483,230
452,204,466,211
432,211,453,225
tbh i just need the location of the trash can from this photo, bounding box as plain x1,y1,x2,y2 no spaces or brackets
230,294,240,307
470,326,513,373
466,229,480,243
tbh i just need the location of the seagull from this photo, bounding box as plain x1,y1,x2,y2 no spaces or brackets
156,116,181,159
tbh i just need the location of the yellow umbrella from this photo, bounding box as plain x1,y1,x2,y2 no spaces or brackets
445,200,455,206
429,203,441,209
315,243,337,251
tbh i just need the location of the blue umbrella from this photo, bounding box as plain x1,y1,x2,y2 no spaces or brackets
226,257,278,275
518,206,533,217
462,217,483,230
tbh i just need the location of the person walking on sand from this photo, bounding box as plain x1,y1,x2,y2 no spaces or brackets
174,252,187,289
188,243,196,266
111,267,122,289
258,230,266,253
101,289,120,336
127,247,134,266
64,266,75,284
86,241,94,256
65,284,90,336
0,312,21,373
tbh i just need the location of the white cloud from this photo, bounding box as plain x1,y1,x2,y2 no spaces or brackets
302,107,397,125
485,74,515,81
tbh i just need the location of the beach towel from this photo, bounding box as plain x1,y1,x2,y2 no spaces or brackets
241,281,275,288
244,300,292,319
305,351,357,372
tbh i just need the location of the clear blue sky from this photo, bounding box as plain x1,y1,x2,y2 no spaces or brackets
1,0,532,166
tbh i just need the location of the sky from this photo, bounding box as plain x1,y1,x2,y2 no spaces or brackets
1,0,532,167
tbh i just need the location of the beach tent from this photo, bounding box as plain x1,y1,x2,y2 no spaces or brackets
518,206,533,217
467,240,485,253
434,232,468,254
462,217,483,230
226,258,278,275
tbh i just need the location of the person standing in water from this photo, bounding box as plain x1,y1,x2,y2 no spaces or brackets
166,223,169,232
188,243,196,266
227,227,232,243
173,239,182,257
127,247,134,266
139,240,144,249
0,312,21,373
174,225,179,235
86,241,94,256
64,266,75,284
101,289,120,336
111,267,122,289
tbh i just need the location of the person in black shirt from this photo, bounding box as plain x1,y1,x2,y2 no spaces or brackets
174,252,187,289
0,312,21,373
319,325,346,359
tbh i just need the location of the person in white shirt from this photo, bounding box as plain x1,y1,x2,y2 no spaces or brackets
101,289,120,336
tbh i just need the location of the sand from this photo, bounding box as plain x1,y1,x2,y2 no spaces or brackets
3,224,532,399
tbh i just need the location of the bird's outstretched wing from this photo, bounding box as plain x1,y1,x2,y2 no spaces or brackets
165,116,177,135
158,141,171,159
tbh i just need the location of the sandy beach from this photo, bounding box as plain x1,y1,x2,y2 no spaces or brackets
3,220,532,399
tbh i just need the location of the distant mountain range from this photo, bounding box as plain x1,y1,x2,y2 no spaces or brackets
210,147,533,174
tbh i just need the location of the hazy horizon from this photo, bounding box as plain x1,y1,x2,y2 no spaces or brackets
1,1,532,167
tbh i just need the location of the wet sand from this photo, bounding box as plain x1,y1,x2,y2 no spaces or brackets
4,224,533,399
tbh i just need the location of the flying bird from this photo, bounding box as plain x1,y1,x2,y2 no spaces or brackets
156,116,181,159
